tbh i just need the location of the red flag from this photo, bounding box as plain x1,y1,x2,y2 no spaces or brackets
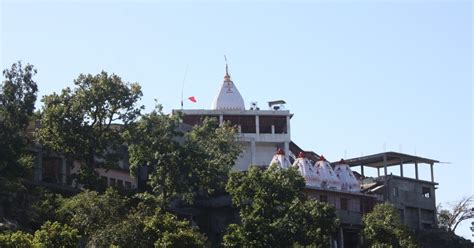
188,96,197,103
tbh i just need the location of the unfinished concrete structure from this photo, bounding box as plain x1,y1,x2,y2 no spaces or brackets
336,152,439,230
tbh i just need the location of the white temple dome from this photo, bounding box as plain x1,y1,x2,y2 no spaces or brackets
269,148,291,169
313,156,342,190
211,64,245,110
335,159,361,192
293,152,317,186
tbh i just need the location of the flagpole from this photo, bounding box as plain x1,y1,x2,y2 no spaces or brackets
180,64,188,110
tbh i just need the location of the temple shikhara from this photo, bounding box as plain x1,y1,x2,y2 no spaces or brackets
31,61,441,247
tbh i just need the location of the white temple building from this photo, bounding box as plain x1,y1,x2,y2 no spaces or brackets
176,62,292,171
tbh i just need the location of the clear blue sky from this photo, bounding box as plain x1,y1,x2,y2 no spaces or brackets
1,0,472,239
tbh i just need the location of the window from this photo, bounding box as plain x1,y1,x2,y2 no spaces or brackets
422,187,431,198
340,198,349,210
117,180,123,187
393,187,399,197
320,195,328,203
125,181,132,189
109,178,116,186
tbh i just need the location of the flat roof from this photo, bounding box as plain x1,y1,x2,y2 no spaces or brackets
331,151,439,168
173,109,293,117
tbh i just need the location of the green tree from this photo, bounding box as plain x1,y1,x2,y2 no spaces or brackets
223,165,338,248
0,61,38,191
58,188,129,239
58,188,205,247
31,221,80,248
127,110,241,205
0,221,80,248
35,71,143,189
0,231,33,248
362,202,418,248
144,209,207,248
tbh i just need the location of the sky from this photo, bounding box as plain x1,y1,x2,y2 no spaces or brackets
1,0,472,240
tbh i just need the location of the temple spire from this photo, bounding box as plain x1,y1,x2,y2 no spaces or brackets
211,55,245,110
224,55,230,80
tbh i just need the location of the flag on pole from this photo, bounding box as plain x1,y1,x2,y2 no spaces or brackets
188,96,197,103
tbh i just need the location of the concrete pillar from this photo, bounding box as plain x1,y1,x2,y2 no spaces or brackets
255,115,259,135
219,115,223,125
361,165,365,177
377,168,380,177
250,140,256,165
400,158,404,177
271,125,275,135
415,162,419,180
286,115,291,137
430,163,434,182
418,208,422,229
284,142,290,161
339,228,344,248
383,154,388,176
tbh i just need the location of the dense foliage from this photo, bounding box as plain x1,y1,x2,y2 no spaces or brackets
35,71,143,189
223,165,339,248
126,107,241,205
0,61,38,192
362,202,419,248
0,221,79,248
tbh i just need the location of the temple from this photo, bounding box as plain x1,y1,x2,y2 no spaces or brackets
174,61,440,247
28,61,441,247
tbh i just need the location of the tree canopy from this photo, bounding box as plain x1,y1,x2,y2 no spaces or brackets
0,61,38,190
126,108,241,205
223,165,339,248
362,202,419,248
35,71,143,189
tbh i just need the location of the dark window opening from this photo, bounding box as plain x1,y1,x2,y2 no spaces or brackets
320,195,328,203
223,116,256,133
393,187,399,197
259,116,287,134
422,187,431,198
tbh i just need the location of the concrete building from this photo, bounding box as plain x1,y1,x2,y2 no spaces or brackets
338,152,439,230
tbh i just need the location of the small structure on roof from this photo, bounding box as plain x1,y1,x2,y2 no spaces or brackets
269,148,292,169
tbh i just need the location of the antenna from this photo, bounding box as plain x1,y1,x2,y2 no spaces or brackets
180,64,189,109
